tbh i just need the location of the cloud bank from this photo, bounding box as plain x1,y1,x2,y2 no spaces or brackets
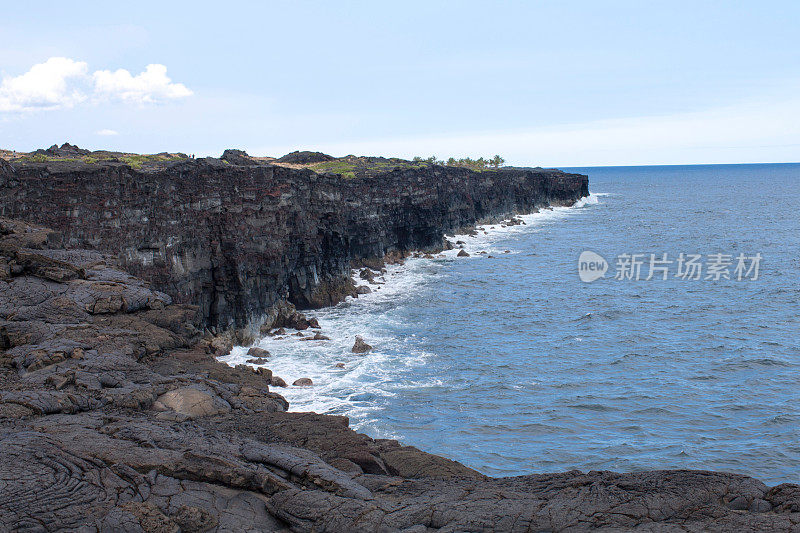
0,57,88,112
93,64,192,104
0,57,192,113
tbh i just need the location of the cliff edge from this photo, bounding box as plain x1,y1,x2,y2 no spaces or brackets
0,149,588,334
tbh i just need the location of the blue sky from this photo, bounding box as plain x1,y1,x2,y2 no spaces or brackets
1,1,799,165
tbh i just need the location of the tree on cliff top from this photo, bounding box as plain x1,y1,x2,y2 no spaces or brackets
490,155,505,168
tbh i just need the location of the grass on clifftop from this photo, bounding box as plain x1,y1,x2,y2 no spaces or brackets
14,152,189,169
310,156,431,179
308,154,507,179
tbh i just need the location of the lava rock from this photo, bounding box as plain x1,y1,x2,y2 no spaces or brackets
276,151,334,164
247,347,270,358
270,376,288,387
352,335,372,354
154,387,231,419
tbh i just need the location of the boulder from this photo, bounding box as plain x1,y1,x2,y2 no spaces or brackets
356,285,372,294
359,268,375,282
247,347,270,358
301,332,330,341
154,387,230,419
352,335,372,354
293,377,313,387
246,357,268,365
457,249,470,257
208,336,233,356
270,376,288,387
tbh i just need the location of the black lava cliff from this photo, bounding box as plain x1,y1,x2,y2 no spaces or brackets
0,156,588,332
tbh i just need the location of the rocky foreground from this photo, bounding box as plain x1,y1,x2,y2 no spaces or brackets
1,147,799,531
1,218,799,532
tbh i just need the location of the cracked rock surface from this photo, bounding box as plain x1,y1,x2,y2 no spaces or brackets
1,218,799,532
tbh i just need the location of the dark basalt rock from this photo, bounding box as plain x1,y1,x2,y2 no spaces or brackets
269,376,287,387
220,148,257,165
0,157,588,335
247,346,270,358
352,335,372,354
276,150,334,164
34,142,91,157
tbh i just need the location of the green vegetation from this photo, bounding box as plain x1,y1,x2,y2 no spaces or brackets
311,156,430,179
16,153,80,164
417,154,506,170
119,153,187,169
14,152,188,169
307,153,508,179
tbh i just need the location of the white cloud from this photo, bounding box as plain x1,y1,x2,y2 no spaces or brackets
0,57,88,112
0,58,192,114
92,64,193,104
96,129,118,136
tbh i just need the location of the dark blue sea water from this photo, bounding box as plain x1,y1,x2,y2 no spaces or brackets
225,163,800,485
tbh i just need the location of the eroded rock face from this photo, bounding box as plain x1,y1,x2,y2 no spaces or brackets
0,157,588,332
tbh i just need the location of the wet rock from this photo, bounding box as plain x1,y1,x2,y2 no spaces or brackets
359,268,376,283
356,285,372,294
457,249,470,257
270,376,288,387
246,357,268,365
335,363,345,369
246,347,270,358
301,332,330,341
293,377,313,387
268,327,286,336
352,335,372,354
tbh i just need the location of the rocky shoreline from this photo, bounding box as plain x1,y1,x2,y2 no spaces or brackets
1,148,799,531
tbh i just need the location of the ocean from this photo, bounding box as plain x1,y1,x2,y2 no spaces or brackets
222,163,800,485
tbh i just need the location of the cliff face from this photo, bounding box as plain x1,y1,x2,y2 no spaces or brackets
0,157,588,331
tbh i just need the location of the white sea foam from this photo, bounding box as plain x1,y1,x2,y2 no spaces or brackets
219,192,604,432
